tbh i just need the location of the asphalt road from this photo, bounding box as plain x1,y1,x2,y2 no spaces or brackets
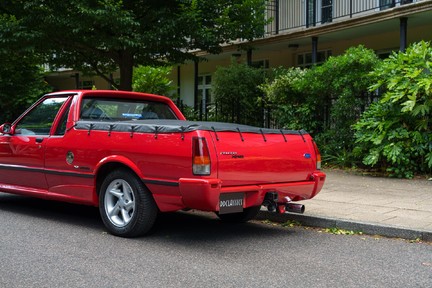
0,194,431,288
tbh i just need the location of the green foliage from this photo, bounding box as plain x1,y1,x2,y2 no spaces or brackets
353,41,432,178
212,61,267,126
178,104,200,121
259,67,316,130
324,227,363,235
0,0,268,91
261,46,380,168
0,51,51,123
304,46,380,164
132,66,173,96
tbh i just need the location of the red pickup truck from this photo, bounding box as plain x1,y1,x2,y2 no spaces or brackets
0,90,325,237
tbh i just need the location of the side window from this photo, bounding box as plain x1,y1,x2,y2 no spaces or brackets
54,105,71,136
15,97,68,135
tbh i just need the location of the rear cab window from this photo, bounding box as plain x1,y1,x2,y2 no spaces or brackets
79,98,178,121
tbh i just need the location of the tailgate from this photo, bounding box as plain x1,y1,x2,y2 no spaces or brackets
210,130,317,187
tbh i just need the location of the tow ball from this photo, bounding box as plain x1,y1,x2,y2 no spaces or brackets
262,192,305,214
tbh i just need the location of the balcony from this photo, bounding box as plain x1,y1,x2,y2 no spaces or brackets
265,0,424,35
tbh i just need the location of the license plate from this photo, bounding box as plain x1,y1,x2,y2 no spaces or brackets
219,193,244,214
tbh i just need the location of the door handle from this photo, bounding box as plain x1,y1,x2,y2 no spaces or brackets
35,137,44,143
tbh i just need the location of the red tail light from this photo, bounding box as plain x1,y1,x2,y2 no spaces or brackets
192,137,211,175
312,141,322,170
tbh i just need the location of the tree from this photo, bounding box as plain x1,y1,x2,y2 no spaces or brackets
0,0,268,91
0,50,51,123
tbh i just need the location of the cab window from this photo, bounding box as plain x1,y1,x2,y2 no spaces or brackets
80,98,178,121
15,97,68,135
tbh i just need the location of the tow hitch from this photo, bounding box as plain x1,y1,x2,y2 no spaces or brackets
262,192,305,214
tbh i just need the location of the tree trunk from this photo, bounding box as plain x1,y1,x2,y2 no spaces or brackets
118,50,134,91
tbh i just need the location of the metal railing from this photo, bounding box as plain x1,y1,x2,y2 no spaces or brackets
265,0,420,35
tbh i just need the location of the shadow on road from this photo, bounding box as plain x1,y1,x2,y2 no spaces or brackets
0,194,103,229
0,194,293,243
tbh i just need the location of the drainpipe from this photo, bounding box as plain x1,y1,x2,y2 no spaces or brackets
247,49,252,66
400,17,408,52
312,0,317,26
74,73,80,89
194,60,202,120
177,66,181,98
275,0,279,34
312,36,318,65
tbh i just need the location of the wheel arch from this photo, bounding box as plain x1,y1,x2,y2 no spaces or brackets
94,156,146,197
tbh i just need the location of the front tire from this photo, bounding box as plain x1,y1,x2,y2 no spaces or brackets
216,205,261,223
99,169,158,237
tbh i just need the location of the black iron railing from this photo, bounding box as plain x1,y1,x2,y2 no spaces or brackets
265,0,418,35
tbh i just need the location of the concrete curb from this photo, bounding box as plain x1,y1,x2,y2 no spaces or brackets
256,211,432,242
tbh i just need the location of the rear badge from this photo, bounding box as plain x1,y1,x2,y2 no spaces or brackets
304,153,311,159
220,152,244,159
220,151,238,155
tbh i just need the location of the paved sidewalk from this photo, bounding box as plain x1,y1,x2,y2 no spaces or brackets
258,169,432,241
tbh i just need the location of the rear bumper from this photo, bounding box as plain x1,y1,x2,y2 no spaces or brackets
178,171,326,212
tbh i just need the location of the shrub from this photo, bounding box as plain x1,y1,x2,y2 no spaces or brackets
212,61,267,126
132,65,174,96
353,41,432,178
259,67,317,130
261,46,380,167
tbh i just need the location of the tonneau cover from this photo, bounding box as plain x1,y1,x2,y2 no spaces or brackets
75,120,308,135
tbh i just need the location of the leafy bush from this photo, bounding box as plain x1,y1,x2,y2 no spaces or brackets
261,46,380,167
304,46,380,166
259,67,317,130
212,61,267,126
132,66,174,96
353,41,432,178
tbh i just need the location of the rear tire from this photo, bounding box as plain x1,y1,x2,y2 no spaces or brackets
216,205,261,223
99,169,158,237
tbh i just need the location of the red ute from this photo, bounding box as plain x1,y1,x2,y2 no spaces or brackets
0,90,325,237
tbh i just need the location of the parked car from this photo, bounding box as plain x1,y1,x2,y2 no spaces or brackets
0,90,325,237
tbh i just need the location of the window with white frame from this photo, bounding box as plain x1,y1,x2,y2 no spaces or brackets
306,0,333,26
321,0,332,24
196,74,212,112
379,0,414,10
251,59,270,69
376,48,398,59
297,50,332,68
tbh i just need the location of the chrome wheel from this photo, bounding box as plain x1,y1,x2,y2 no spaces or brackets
104,179,136,228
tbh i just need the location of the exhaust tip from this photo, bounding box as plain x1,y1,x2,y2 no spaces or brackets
286,203,305,214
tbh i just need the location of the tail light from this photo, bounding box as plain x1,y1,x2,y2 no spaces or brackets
312,141,322,170
192,137,211,175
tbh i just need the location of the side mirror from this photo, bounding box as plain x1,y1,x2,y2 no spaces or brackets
0,123,13,134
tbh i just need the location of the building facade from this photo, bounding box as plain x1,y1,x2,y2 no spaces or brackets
46,0,432,112
173,0,431,110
